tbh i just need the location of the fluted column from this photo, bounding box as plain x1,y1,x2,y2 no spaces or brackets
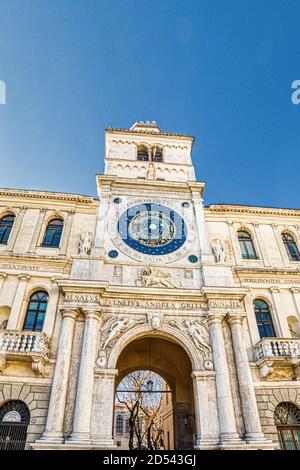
207,312,241,445
41,308,78,442
227,313,267,443
69,309,101,442
91,368,118,447
7,274,30,330
192,371,219,448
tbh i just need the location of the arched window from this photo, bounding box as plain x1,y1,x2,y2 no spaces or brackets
0,400,30,450
42,219,63,248
282,233,300,262
151,146,163,162
0,215,15,245
254,299,276,338
23,291,48,332
238,230,258,260
116,414,124,434
274,402,300,450
137,145,149,161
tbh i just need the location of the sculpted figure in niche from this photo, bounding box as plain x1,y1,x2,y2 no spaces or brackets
78,231,93,255
0,320,8,330
139,267,176,288
147,163,157,180
212,239,226,263
288,317,299,338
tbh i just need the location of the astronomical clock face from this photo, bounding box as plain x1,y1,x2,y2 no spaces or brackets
108,199,195,264
117,203,186,256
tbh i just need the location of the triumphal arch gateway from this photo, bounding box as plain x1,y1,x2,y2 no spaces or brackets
0,121,300,450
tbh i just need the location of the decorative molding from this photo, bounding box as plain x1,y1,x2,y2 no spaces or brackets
0,188,95,204
207,204,300,218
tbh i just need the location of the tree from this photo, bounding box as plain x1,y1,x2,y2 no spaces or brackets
116,370,165,450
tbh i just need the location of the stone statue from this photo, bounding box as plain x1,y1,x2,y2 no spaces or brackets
138,267,176,288
183,320,211,355
78,231,93,255
150,315,161,330
147,163,157,180
288,319,298,338
212,239,226,263
100,315,144,350
100,316,128,350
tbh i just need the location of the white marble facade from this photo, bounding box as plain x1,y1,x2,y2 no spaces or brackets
0,121,300,450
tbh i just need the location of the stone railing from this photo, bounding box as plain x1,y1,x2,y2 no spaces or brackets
254,337,300,361
0,330,50,357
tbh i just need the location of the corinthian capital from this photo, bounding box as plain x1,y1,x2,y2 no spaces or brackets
59,308,79,320
226,312,246,325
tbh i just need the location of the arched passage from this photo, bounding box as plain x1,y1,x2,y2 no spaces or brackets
0,400,30,450
115,336,194,450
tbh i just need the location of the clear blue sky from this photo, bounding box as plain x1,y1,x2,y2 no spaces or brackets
0,0,299,207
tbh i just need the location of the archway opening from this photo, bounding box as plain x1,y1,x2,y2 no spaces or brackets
274,402,300,450
114,335,194,450
0,400,30,450
115,370,172,450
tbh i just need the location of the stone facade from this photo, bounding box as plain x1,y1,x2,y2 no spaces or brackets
0,121,299,450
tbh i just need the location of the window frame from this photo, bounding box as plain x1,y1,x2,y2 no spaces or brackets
23,291,48,332
282,232,300,262
237,230,258,260
41,218,64,248
116,414,124,435
254,299,276,339
0,215,15,245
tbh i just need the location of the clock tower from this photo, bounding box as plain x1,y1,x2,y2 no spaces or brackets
70,121,233,290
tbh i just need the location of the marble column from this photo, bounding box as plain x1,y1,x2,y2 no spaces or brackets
227,313,267,443
69,309,101,442
207,313,241,445
91,368,118,448
192,371,219,448
40,309,78,443
7,274,30,330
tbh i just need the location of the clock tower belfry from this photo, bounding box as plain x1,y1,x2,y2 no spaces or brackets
104,120,197,183
78,120,234,291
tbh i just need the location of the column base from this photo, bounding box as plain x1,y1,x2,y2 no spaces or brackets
68,432,92,443
194,436,220,449
219,432,244,446
36,431,64,444
92,438,116,449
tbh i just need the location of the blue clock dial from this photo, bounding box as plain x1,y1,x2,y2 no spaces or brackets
118,203,187,255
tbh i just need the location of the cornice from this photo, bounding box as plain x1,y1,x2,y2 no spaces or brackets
205,204,300,218
0,253,71,269
96,174,204,193
106,128,195,141
0,188,96,205
234,267,300,276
